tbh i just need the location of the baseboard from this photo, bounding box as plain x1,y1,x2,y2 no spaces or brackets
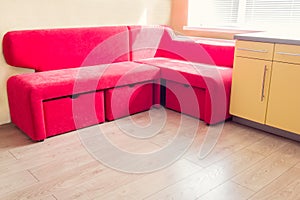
232,116,300,142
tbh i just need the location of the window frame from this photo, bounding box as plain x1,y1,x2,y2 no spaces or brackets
187,0,300,32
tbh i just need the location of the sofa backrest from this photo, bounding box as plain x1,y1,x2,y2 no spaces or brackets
3,25,235,72
3,26,130,72
127,25,235,67
127,25,167,60
156,33,235,68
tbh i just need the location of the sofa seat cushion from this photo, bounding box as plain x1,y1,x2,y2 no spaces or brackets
9,61,160,101
135,57,232,89
135,57,232,124
7,61,160,141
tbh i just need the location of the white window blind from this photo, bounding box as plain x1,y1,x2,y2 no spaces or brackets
188,0,300,30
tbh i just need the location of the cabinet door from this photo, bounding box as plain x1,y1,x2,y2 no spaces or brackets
230,57,272,124
266,62,300,134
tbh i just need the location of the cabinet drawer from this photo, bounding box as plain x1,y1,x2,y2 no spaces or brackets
235,40,274,60
105,81,154,121
43,91,105,137
274,44,300,64
165,80,205,120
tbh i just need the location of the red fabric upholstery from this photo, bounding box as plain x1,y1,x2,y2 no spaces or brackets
128,25,166,60
156,34,235,68
7,62,160,140
44,91,105,137
4,25,235,140
166,80,206,120
127,25,235,68
136,58,232,124
3,26,129,71
105,82,155,121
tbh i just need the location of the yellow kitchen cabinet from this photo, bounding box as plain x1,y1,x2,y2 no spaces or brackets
235,40,274,60
273,43,300,64
230,41,274,124
266,45,300,134
230,38,300,138
230,57,272,124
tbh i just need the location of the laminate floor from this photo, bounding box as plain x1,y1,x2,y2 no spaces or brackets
0,108,299,200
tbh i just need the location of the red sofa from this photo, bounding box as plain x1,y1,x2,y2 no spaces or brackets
3,25,235,141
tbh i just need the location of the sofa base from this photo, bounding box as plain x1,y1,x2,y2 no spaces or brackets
105,81,155,121
165,80,205,120
44,91,105,137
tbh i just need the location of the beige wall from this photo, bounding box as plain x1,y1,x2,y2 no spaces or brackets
0,0,171,125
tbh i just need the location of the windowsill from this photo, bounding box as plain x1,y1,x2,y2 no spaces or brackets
173,35,236,46
183,26,263,34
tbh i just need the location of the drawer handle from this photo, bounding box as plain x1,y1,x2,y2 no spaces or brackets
237,47,268,53
71,94,80,99
261,65,267,102
276,51,300,57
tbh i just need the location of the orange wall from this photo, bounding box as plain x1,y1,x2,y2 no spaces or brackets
170,0,188,32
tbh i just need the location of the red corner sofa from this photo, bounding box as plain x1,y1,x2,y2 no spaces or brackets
3,25,235,141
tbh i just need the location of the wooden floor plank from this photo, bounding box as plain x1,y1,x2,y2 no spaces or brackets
213,148,266,175
144,147,266,199
246,133,289,156
0,161,106,199
232,141,300,191
0,151,16,164
87,123,162,154
96,159,202,200
52,166,143,200
248,167,300,200
103,109,203,149
9,131,81,159
30,194,57,200
29,149,95,181
197,181,254,200
0,170,38,197
0,124,32,151
0,140,85,176
144,164,233,200
185,123,265,167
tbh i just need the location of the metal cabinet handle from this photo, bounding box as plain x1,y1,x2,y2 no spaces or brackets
261,65,267,102
237,47,268,53
276,51,300,57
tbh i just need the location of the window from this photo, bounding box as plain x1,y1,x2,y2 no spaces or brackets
188,0,300,31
